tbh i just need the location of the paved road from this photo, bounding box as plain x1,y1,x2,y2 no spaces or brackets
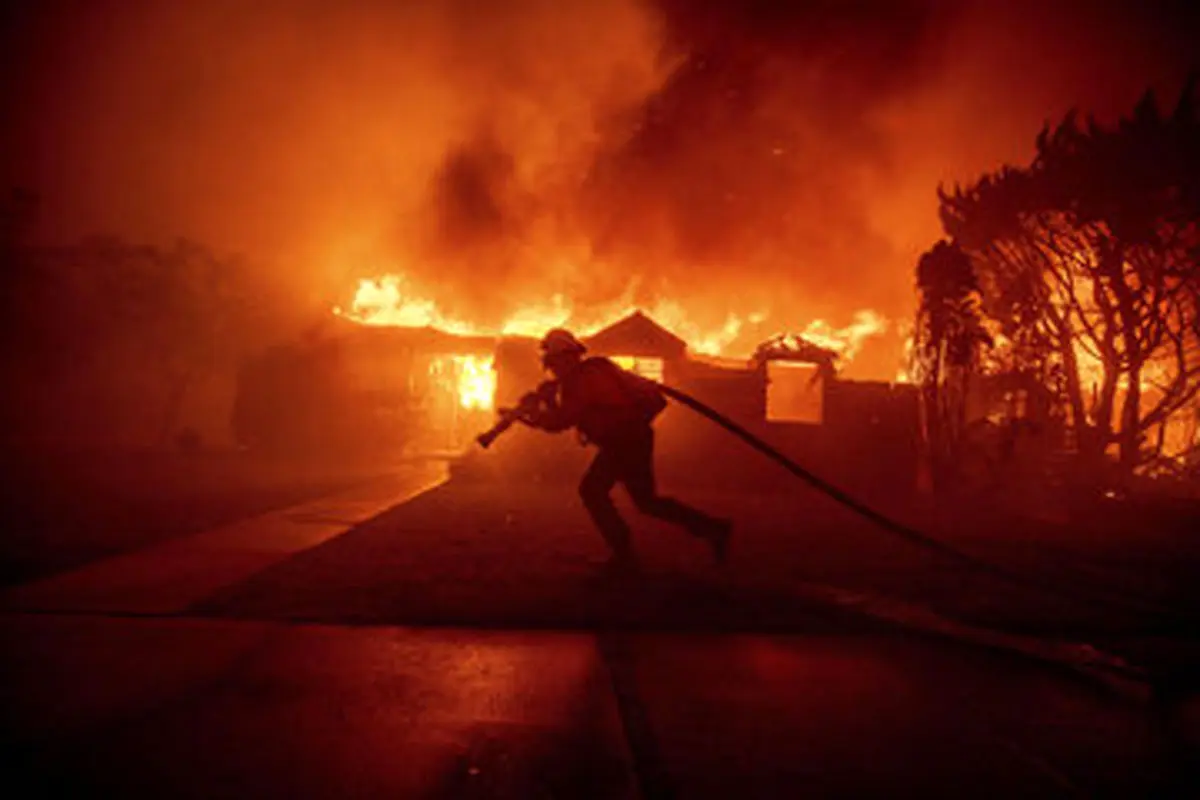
2,468,1197,797
3,613,1193,798
0,450,399,586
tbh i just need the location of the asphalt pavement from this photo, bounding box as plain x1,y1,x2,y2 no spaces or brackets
2,465,1196,798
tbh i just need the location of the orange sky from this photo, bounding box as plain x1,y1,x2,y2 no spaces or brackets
3,0,1196,377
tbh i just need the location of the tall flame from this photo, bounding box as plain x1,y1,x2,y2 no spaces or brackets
338,273,887,362
454,355,496,410
336,275,482,336
337,273,893,409
338,273,892,410
796,310,888,363
428,353,498,411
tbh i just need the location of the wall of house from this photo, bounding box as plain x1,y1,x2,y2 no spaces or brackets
655,363,919,497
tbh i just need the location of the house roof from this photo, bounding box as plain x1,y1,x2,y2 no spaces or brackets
584,310,688,359
752,333,837,366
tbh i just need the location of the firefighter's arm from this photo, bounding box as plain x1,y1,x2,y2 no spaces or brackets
526,399,574,432
525,381,577,432
477,381,566,448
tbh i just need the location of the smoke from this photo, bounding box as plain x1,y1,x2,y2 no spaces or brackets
5,0,1198,374
576,1,953,311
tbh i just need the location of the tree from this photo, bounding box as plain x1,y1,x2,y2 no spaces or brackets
938,79,1200,479
912,239,991,487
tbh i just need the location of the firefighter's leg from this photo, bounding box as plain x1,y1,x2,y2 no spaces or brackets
620,431,732,560
579,448,634,560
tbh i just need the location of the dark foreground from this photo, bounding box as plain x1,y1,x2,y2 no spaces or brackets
5,615,1192,798
2,464,1198,797
0,449,393,586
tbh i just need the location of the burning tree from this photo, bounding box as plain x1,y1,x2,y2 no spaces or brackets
912,240,991,486
938,79,1200,479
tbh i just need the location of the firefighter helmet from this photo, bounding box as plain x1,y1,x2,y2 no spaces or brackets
539,328,587,357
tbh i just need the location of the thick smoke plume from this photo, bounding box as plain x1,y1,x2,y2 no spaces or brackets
5,0,1198,375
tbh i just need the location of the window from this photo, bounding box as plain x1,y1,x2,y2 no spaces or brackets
766,360,823,423
610,355,665,383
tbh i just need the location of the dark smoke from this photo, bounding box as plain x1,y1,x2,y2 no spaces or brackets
5,0,1199,374
578,0,953,309
432,132,518,252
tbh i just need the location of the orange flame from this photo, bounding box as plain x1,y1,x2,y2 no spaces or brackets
795,310,888,363
453,355,496,410
428,353,497,411
337,275,762,353
336,275,484,336
336,274,892,407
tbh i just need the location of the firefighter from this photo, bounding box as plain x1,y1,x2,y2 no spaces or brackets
525,328,732,572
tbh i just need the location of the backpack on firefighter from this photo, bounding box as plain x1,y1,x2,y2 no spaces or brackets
612,362,667,422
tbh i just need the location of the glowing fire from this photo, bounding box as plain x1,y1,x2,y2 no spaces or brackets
337,274,888,369
454,355,496,410
336,275,483,336
428,354,497,411
796,311,888,363
336,275,760,353
610,355,665,383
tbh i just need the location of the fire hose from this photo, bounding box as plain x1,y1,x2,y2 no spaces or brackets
478,380,1191,628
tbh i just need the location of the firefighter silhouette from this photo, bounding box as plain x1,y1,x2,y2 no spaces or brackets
525,329,732,572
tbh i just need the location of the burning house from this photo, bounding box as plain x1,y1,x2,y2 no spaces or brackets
232,318,497,457
234,302,918,493
647,318,918,493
